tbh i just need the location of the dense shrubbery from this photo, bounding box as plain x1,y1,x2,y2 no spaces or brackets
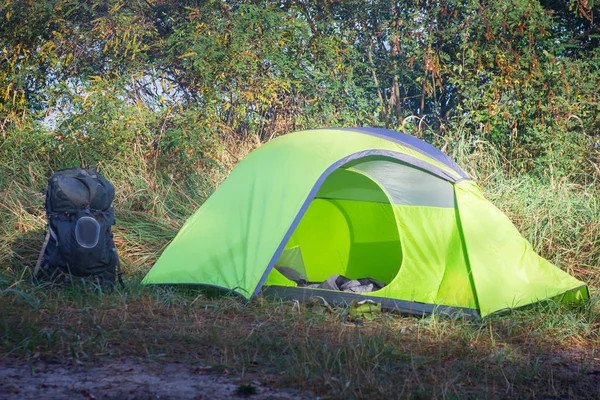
0,0,599,281
1,0,598,177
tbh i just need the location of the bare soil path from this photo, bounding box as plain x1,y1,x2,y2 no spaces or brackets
0,358,311,400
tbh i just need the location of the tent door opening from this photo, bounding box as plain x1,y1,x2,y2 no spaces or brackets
267,159,404,291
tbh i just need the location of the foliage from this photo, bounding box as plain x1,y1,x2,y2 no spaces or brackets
1,0,598,178
1,0,598,287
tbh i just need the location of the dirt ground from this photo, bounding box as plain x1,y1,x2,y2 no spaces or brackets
0,357,312,400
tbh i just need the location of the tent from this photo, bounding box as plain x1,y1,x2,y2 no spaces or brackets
142,128,588,317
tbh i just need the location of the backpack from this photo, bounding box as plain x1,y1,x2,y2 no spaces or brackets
34,168,122,287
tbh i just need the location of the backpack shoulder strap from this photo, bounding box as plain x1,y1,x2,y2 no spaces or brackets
115,250,125,289
33,231,51,278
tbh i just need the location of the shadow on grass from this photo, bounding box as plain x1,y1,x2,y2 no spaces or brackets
1,278,599,399
6,229,46,280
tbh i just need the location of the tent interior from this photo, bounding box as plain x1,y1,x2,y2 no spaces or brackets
265,155,459,292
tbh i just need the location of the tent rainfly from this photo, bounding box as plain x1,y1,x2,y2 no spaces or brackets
142,128,588,317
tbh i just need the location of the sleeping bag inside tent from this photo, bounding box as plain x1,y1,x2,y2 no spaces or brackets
142,127,588,317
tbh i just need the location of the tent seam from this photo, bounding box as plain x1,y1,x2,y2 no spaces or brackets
338,127,470,180
452,185,482,312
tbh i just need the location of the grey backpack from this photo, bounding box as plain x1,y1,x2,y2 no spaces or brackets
34,168,122,287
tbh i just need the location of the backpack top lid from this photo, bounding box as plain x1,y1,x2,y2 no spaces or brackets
47,168,115,212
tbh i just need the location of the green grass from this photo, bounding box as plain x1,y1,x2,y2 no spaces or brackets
1,137,600,399
1,280,599,399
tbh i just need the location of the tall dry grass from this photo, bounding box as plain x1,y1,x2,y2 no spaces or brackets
1,130,599,284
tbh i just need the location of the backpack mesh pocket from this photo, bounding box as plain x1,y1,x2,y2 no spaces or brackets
75,216,101,248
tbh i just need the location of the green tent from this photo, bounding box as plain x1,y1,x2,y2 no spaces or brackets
142,128,588,317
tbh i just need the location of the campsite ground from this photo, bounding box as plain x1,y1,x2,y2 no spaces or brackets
1,280,599,399
0,356,312,400
1,142,599,399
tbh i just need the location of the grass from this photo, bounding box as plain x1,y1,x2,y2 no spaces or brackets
1,280,599,398
1,135,600,398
